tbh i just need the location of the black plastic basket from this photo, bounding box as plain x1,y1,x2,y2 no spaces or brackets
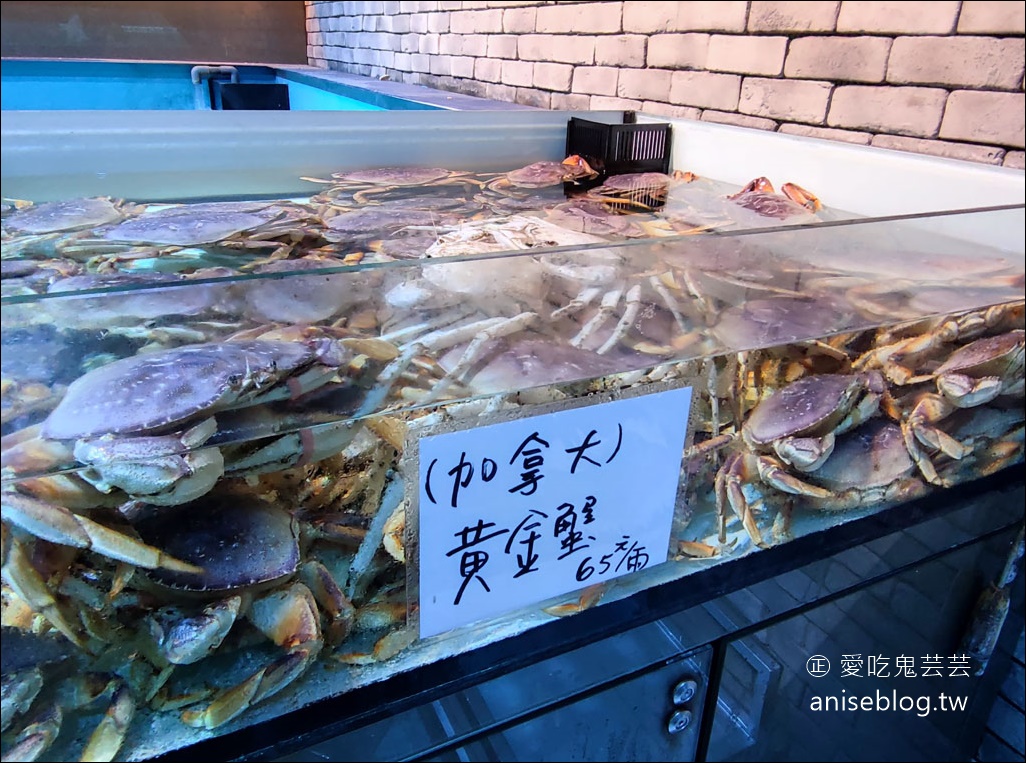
565,114,672,177
216,82,291,110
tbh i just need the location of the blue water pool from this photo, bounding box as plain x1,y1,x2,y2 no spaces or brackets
0,59,444,111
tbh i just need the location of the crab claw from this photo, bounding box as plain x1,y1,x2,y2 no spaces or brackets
561,154,598,179
2,704,62,763
179,582,324,730
729,177,775,198
80,683,134,763
781,182,822,212
180,647,318,730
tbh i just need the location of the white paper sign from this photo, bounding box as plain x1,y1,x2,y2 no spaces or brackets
417,386,692,638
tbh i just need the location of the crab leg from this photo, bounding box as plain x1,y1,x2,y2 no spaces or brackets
716,452,835,548
2,530,87,648
570,287,626,350
550,285,603,321
649,272,691,333
346,474,404,603
149,597,243,667
715,453,765,547
1,667,44,733
3,492,201,573
300,560,356,644
180,582,323,730
899,392,970,487
385,312,538,404
79,682,134,763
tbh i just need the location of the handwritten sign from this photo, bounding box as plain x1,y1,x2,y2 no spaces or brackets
417,386,692,638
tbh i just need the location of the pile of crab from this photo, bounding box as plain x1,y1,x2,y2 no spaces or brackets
1,164,835,440
1,160,829,281
680,299,1024,554
0,326,433,761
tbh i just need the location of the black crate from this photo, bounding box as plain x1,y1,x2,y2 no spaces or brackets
216,83,291,111
565,114,672,178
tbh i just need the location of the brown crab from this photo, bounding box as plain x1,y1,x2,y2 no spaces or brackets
483,155,598,196
90,200,325,267
933,329,1025,408
693,372,886,547
543,199,658,238
2,198,138,259
795,418,929,512
0,627,134,763
306,167,482,205
381,214,698,400
726,177,821,221
321,206,450,245
2,331,400,606
235,256,382,326
891,330,1024,487
37,272,235,341
853,302,1025,386
126,493,357,730
580,171,676,211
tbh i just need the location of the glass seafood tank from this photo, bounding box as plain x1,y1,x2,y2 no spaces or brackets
1,109,1023,762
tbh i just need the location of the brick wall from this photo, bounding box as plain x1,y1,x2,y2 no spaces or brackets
306,1,1025,169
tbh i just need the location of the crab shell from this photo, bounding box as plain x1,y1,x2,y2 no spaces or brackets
810,419,917,492
100,201,280,246
504,158,594,189
3,198,125,234
436,336,626,393
934,329,1025,396
133,497,299,593
241,257,376,324
324,207,443,239
330,167,456,186
743,373,881,448
599,172,673,193
713,297,854,351
727,178,821,220
40,339,348,441
545,201,641,237
43,273,228,326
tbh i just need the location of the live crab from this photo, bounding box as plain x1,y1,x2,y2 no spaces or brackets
1,330,402,646
689,372,888,547
377,214,700,401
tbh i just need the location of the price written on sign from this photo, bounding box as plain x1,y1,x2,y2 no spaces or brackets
417,386,693,638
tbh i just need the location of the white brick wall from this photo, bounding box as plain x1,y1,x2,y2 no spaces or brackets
706,35,788,76
647,34,710,69
740,77,832,122
836,1,959,34
828,85,948,136
594,35,646,67
785,36,891,82
887,36,1024,89
306,0,1026,167
748,2,839,33
958,1,1026,34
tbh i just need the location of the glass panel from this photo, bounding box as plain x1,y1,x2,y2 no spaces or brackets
421,643,712,762
708,528,1019,761
279,619,701,761
3,206,1022,456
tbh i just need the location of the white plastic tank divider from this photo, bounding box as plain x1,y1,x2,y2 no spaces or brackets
0,109,624,202
636,113,1025,251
